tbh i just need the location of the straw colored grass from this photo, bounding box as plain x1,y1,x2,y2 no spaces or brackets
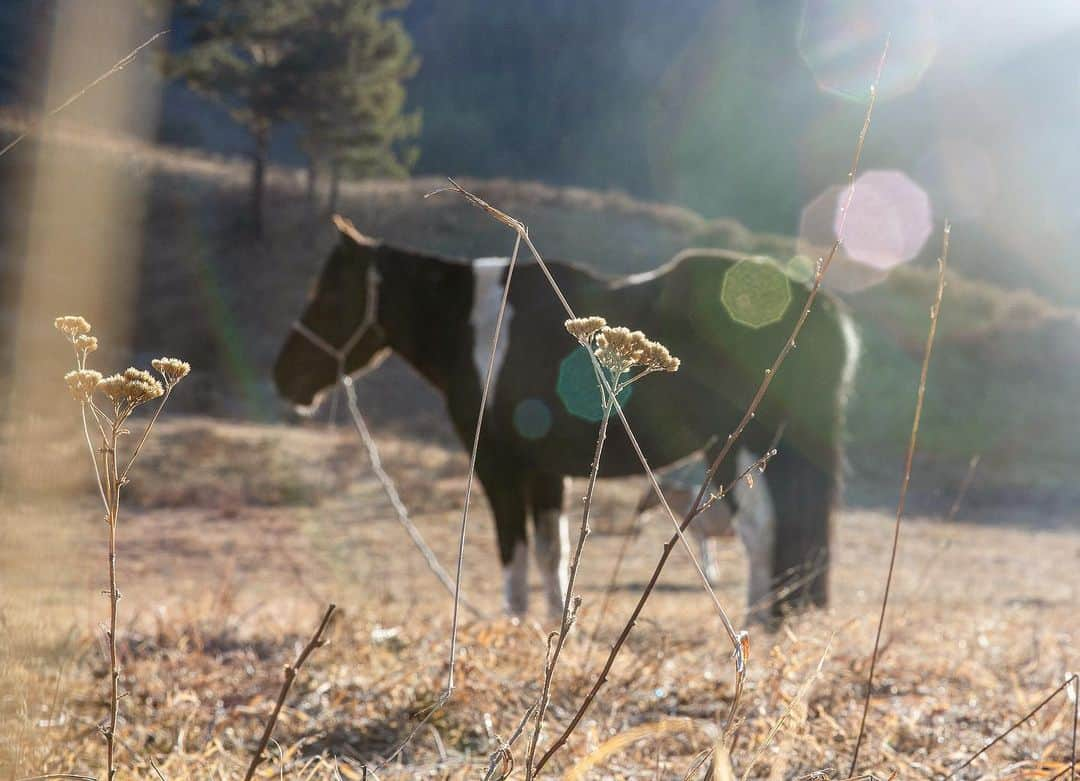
2,417,1076,779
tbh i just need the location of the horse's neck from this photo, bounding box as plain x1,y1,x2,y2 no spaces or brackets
379,247,472,393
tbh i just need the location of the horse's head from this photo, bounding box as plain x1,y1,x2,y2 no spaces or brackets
273,215,390,408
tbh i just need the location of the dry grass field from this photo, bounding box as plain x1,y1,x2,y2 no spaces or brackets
2,414,1076,779
2,112,1078,781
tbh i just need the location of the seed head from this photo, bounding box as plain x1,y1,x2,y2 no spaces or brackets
594,326,648,375
152,357,190,386
99,369,164,413
98,374,126,405
642,341,680,372
74,335,98,354
64,369,102,402
54,315,91,340
122,368,165,405
565,316,607,344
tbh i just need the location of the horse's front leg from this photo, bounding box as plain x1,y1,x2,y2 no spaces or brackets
477,461,531,616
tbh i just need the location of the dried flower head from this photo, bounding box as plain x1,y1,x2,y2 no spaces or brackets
151,357,190,386
74,335,98,354
594,326,648,376
98,373,126,405
64,369,102,402
642,340,680,372
99,369,164,413
122,368,165,405
565,316,607,344
54,315,91,339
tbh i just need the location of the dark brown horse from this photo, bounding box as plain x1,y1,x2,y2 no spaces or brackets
273,217,858,621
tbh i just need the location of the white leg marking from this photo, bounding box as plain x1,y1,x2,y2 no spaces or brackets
533,510,569,617
503,540,529,616
732,447,776,623
471,257,514,397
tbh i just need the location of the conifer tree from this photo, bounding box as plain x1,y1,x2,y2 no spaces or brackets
292,0,420,213
167,0,419,233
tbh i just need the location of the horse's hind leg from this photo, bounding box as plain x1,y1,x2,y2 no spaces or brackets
530,473,569,618
763,442,836,620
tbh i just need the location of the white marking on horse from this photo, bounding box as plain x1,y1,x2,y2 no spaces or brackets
503,540,529,616
839,311,861,400
732,447,776,625
623,268,662,285
533,509,569,617
470,257,513,396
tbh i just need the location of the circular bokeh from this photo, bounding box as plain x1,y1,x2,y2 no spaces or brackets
556,347,632,423
513,398,553,440
720,258,793,329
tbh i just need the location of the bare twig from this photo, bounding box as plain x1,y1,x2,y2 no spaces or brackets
944,673,1078,779
740,636,833,781
849,224,949,776
945,453,981,524
243,604,336,781
341,376,486,619
525,392,615,777
0,30,170,160
433,179,752,765
372,233,522,771
582,506,644,670
685,37,889,547
443,231,522,695
533,451,774,774
483,700,539,781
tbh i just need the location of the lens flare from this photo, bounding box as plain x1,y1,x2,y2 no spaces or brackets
556,346,632,423
798,0,938,101
720,258,792,329
513,397,553,440
799,170,933,292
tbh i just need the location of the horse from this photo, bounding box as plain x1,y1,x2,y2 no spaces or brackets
273,216,858,622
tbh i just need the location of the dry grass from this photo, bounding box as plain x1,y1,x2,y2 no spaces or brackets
1,416,1077,778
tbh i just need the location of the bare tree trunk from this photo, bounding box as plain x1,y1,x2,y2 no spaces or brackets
304,156,318,218
328,160,341,215
251,123,270,238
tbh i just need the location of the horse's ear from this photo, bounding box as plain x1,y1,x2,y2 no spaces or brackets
332,214,379,248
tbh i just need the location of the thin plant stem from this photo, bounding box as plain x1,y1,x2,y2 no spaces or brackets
119,389,171,483
944,673,1078,779
444,231,521,695
79,404,109,513
740,636,833,781
532,451,774,775
373,233,522,773
525,391,616,778
104,425,120,781
341,375,485,618
849,225,949,776
0,30,170,160
686,38,888,542
434,180,761,769
242,604,337,781
441,181,743,676
582,508,642,671
483,700,540,781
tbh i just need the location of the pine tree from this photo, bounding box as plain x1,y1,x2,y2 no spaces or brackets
293,0,420,213
166,0,420,232
166,0,317,237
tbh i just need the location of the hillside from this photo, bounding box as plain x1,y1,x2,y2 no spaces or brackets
2,119,1079,514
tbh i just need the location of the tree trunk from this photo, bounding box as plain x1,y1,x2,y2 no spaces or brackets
304,156,318,218
328,160,342,215
251,123,270,239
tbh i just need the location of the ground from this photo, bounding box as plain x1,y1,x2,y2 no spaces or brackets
1,413,1077,779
